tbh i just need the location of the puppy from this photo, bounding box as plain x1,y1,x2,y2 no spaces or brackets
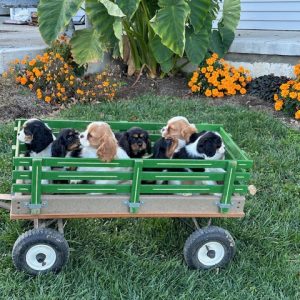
17,118,55,184
115,127,152,158
154,116,198,159
173,131,226,193
71,122,129,186
51,128,81,158
18,118,55,157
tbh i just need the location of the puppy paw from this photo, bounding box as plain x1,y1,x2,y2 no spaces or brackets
70,180,81,184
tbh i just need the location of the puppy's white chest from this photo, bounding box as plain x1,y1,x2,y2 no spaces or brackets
30,143,52,157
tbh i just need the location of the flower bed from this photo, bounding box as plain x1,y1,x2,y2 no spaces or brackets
2,37,119,105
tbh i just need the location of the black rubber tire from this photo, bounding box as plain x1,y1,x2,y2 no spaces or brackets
183,226,236,270
12,228,69,276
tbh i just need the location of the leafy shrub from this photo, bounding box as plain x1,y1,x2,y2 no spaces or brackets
247,75,290,103
6,38,118,105
37,0,241,76
188,53,251,97
273,65,300,120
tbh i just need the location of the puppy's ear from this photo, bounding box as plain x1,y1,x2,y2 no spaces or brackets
51,139,66,157
31,125,54,153
118,132,131,155
146,137,152,154
166,139,179,158
96,135,118,162
181,125,197,142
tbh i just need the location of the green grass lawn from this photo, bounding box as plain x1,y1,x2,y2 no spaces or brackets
0,95,299,299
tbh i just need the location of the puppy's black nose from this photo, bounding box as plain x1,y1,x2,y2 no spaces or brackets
17,133,20,136
80,134,84,139
138,142,143,146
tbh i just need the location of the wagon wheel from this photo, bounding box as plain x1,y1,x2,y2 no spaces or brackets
12,228,69,276
183,226,236,270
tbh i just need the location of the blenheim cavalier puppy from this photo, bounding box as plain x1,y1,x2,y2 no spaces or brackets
153,116,198,159
71,122,129,185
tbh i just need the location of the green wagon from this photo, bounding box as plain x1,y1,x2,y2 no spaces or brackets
0,119,253,275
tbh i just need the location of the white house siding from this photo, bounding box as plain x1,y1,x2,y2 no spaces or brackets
238,0,300,30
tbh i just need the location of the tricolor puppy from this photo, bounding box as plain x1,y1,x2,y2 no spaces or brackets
173,131,226,192
51,128,81,158
173,131,225,161
115,127,152,158
18,118,55,157
71,122,129,186
154,116,198,159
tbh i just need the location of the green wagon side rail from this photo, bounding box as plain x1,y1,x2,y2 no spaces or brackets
11,119,253,216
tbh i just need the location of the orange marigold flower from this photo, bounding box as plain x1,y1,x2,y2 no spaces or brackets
207,66,214,72
298,93,300,101
212,53,218,59
20,77,27,85
205,89,212,97
57,92,62,97
293,82,300,91
201,67,207,74
103,81,109,87
281,90,289,97
293,65,300,77
28,84,33,89
274,100,283,111
192,71,199,78
191,85,199,93
45,96,51,103
212,89,219,97
280,83,290,90
55,53,61,59
76,89,84,95
289,92,297,99
274,94,279,101
61,87,65,93
29,59,36,66
188,81,194,88
246,76,252,82
240,88,247,95
295,110,300,119
239,77,245,82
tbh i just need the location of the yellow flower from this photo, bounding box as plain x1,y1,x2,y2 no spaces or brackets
45,96,51,103
188,81,194,88
55,53,61,59
28,84,33,89
201,67,207,74
212,89,219,97
295,110,300,119
69,81,74,85
280,83,290,90
70,75,75,80
293,82,300,91
298,93,300,101
103,81,109,87
274,100,283,111
61,87,65,93
274,94,279,101
2,71,7,78
76,89,84,95
57,92,62,97
246,76,252,82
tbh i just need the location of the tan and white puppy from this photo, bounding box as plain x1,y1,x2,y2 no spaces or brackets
71,122,129,186
154,116,198,159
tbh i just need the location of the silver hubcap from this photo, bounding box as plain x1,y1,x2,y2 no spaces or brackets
26,244,57,271
197,241,225,266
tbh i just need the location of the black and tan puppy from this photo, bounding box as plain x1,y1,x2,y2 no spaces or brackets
115,127,152,158
51,128,81,158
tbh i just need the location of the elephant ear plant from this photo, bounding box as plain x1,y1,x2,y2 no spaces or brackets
38,0,240,77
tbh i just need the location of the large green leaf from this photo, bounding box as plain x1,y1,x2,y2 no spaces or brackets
99,0,125,17
160,57,174,73
220,0,241,34
189,0,210,33
113,18,123,58
210,30,225,57
149,35,173,64
150,0,190,56
116,0,141,19
86,0,116,48
185,29,209,65
70,29,103,65
38,0,84,44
